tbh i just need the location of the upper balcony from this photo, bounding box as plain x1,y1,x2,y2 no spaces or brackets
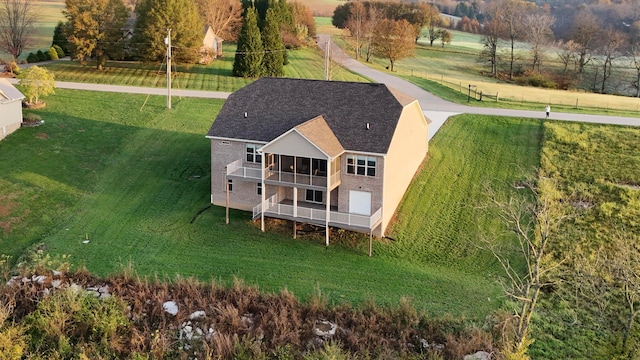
226,154,341,190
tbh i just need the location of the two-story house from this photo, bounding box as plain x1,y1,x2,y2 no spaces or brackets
206,77,430,247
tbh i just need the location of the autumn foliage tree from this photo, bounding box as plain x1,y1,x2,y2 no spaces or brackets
63,0,127,69
372,19,415,72
133,0,203,63
18,65,55,105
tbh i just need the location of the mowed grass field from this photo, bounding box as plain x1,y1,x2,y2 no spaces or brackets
0,89,543,319
42,43,369,92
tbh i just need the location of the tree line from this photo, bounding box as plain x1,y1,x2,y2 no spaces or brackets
335,0,640,97
0,0,315,74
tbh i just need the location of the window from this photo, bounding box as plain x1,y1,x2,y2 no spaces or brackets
305,189,322,203
256,183,262,195
227,179,233,192
346,155,376,177
246,144,262,163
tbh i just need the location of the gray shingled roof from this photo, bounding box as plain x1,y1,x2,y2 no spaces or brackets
206,77,415,154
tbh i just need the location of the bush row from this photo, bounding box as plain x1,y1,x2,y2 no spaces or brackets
24,46,65,64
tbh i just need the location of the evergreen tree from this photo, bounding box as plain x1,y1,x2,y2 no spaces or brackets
262,8,283,76
51,21,69,55
233,7,263,77
134,0,203,63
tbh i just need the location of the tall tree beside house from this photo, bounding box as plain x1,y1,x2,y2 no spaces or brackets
0,0,38,60
261,8,284,76
63,0,128,69
133,0,202,63
372,19,415,72
233,7,263,77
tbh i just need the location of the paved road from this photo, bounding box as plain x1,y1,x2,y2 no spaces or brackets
317,34,640,138
10,46,640,138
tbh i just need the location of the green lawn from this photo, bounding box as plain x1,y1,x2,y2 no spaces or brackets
41,44,369,92
0,89,543,319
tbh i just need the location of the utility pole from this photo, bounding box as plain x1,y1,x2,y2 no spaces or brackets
165,29,172,110
324,38,330,81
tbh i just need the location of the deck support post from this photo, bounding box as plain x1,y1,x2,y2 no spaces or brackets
225,174,229,224
369,231,372,257
293,220,297,239
325,168,331,246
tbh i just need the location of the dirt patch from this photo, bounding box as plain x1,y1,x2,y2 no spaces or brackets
35,133,49,139
0,193,29,233
618,183,640,191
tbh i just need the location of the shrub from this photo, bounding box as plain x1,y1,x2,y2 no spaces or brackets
52,45,65,58
4,61,19,75
35,50,50,62
25,288,131,358
23,113,42,122
26,53,38,63
48,47,58,60
515,71,557,89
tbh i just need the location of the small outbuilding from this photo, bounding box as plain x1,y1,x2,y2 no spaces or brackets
0,78,25,140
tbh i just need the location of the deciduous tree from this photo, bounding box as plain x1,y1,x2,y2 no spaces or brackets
522,12,555,72
63,0,128,69
344,1,367,60
569,9,601,81
133,0,203,63
194,0,242,42
596,27,626,93
0,0,38,60
18,65,55,105
481,179,566,356
630,42,640,97
233,6,263,77
290,1,315,39
421,3,441,46
372,19,415,72
438,29,452,48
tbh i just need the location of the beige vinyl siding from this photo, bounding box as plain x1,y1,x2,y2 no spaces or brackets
381,101,429,235
0,102,22,140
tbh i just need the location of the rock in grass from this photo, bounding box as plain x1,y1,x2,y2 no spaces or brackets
163,301,178,316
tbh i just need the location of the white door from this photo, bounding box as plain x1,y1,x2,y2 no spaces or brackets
349,190,371,216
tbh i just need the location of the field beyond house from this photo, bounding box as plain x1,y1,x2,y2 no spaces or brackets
0,88,545,320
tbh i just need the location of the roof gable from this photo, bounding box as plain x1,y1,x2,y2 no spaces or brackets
207,78,416,154
0,78,24,103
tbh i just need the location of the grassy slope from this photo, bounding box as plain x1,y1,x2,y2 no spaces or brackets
0,89,542,319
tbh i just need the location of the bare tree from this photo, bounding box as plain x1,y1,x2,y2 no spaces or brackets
630,42,640,97
421,3,441,46
194,0,242,42
569,9,601,81
0,0,38,60
344,1,367,60
481,179,566,355
363,5,380,62
494,0,532,80
522,12,555,72
556,40,579,75
481,1,505,77
596,27,626,94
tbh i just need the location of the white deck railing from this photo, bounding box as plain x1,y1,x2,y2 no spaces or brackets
226,159,261,179
264,169,341,188
253,194,381,230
